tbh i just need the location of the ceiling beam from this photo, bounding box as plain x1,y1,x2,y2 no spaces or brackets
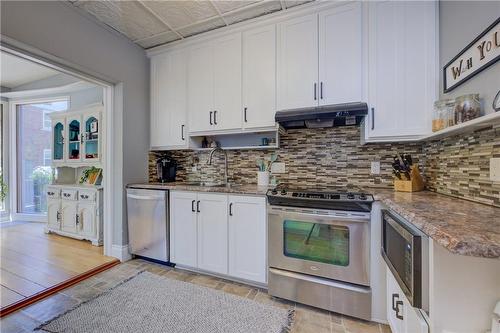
137,0,184,40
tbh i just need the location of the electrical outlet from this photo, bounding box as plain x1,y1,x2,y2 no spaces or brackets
271,162,286,174
490,158,500,182
371,161,381,175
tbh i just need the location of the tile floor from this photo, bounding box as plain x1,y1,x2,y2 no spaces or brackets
1,259,391,333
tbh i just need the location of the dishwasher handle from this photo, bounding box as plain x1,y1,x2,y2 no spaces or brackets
126,193,163,201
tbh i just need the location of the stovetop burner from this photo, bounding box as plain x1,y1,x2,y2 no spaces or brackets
266,187,374,212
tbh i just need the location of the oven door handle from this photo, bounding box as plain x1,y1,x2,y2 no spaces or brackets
268,209,369,224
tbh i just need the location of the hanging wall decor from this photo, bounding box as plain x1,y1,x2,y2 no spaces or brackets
443,17,500,93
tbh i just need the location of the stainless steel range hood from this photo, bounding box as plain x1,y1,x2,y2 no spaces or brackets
275,102,368,129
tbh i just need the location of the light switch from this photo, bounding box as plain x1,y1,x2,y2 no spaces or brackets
490,158,500,182
371,161,381,175
271,162,286,174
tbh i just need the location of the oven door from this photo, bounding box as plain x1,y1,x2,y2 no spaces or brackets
268,206,370,286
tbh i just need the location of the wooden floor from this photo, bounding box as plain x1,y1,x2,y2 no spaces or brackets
0,222,116,309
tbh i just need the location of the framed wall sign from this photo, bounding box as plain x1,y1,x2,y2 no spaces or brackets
443,17,500,93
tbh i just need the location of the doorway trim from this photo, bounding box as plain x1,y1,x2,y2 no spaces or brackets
1,37,121,259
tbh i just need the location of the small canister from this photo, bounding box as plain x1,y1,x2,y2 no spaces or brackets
454,94,480,124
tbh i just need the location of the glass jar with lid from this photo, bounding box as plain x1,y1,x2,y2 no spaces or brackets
455,94,480,124
432,100,454,132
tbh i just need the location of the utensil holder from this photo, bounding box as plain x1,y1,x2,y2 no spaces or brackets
394,166,425,192
257,171,270,186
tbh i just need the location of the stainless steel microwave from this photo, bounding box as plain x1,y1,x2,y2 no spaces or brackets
381,209,429,313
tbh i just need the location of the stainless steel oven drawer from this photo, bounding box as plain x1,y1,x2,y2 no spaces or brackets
268,268,372,321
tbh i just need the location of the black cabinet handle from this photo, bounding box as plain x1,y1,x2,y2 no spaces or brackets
209,111,213,125
371,107,375,130
320,82,323,99
181,125,185,140
244,107,247,122
75,214,79,225
196,200,200,213
229,203,233,216
314,83,317,100
191,200,195,212
392,293,399,311
395,300,403,320
213,111,217,125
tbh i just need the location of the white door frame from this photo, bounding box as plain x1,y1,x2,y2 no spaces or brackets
9,96,70,223
1,39,120,259
0,100,10,222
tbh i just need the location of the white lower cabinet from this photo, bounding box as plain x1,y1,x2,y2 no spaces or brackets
170,191,267,284
45,186,103,246
228,195,267,283
197,194,228,275
386,267,428,333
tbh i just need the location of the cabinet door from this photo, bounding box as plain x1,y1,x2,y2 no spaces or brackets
170,191,198,268
47,199,61,230
197,193,228,274
242,25,276,129
52,118,65,163
188,43,214,133
78,202,96,238
319,3,363,105
168,49,188,147
366,1,436,140
277,14,318,110
61,200,77,234
386,268,404,333
151,53,172,148
213,33,242,131
83,112,100,161
66,116,82,162
228,195,267,283
404,296,429,333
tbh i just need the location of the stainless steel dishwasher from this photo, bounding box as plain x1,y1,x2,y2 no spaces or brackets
126,187,169,263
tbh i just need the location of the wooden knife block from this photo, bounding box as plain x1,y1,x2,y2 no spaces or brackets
394,165,425,192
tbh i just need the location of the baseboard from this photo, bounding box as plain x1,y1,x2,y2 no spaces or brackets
111,244,132,262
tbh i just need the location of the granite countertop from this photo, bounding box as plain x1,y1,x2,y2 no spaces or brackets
127,182,271,196
373,189,500,259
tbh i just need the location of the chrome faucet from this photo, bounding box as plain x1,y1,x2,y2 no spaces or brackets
207,147,228,185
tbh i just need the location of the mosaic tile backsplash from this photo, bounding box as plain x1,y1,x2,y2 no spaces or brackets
149,125,500,207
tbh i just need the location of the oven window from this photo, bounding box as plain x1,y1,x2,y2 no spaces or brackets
283,220,349,266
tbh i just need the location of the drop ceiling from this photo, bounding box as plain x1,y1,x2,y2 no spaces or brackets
69,0,313,49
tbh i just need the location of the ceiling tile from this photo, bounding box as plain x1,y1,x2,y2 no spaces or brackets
75,0,168,40
213,0,261,14
224,1,282,25
143,0,219,29
137,31,181,49
284,0,313,9
177,17,226,37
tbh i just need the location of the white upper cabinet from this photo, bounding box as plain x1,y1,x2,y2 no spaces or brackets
188,43,214,133
151,49,188,149
242,25,277,129
213,34,242,131
277,14,319,110
319,3,363,105
365,1,437,142
188,33,242,133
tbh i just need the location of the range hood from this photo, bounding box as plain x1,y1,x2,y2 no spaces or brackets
275,102,368,129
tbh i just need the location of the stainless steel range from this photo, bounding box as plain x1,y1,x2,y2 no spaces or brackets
267,187,374,320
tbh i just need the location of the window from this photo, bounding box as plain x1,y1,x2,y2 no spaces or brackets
0,102,7,214
43,149,52,166
17,99,68,214
42,110,52,130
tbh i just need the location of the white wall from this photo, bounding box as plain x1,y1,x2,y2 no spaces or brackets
1,1,150,247
439,1,500,114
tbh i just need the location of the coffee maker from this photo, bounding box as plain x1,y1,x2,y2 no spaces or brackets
156,157,177,183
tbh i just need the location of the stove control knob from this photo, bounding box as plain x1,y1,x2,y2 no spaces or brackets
271,189,278,195
347,194,355,200
359,195,367,200
281,189,288,195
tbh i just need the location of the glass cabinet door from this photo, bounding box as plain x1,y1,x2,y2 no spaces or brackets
283,220,350,266
84,115,99,160
67,119,81,160
53,121,64,161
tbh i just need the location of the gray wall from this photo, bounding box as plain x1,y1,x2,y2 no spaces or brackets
439,1,500,114
1,1,150,247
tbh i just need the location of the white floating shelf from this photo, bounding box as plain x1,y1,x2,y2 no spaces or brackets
422,112,500,141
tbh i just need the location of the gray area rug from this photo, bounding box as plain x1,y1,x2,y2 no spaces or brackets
37,271,293,333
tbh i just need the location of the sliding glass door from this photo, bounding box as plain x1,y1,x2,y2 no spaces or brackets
17,99,68,216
